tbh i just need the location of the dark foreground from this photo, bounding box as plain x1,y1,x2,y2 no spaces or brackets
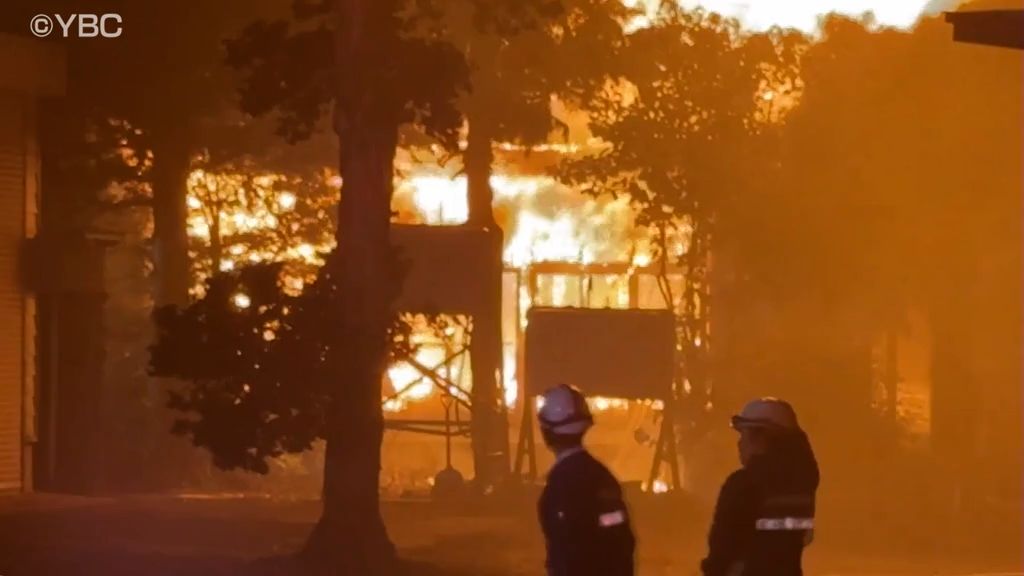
0,493,1020,576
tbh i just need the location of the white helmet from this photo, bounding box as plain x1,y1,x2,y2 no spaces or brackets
731,397,799,431
538,384,593,435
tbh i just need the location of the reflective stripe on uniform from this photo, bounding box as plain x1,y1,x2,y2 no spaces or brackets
598,510,626,527
755,517,815,531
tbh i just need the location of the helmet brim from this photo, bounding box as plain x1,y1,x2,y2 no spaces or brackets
540,412,594,435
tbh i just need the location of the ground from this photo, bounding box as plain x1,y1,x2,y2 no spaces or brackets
0,493,1020,576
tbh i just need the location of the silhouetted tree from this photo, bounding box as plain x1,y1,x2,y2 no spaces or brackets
0,0,308,492
559,6,804,424
151,262,416,473
185,167,339,293
226,0,561,571
422,0,632,225
1,0,289,307
428,0,631,480
223,0,628,489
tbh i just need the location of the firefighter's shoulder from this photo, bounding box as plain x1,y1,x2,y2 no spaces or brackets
580,452,623,492
719,467,756,498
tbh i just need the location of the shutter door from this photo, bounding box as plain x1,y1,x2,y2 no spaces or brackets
0,97,25,491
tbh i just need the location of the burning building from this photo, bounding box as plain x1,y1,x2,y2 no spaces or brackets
180,124,961,498
183,140,694,492
173,0,965,495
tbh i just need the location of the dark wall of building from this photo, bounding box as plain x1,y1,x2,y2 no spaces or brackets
32,238,108,494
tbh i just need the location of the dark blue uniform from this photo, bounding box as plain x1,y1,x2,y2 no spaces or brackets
702,431,819,576
539,449,636,576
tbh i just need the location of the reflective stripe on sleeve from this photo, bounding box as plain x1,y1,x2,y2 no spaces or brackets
598,510,626,527
755,517,815,531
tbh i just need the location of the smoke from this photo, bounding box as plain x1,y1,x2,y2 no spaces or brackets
636,0,947,32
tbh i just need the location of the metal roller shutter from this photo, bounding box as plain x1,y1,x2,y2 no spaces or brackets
0,97,25,491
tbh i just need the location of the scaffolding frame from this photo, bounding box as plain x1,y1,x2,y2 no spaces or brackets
383,321,474,477
383,224,703,490
383,225,507,482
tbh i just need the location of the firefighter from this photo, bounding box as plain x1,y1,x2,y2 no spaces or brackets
701,397,820,576
537,384,636,576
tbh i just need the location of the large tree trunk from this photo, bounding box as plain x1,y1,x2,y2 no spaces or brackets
303,103,399,576
465,120,495,228
303,0,398,572
149,128,202,491
465,119,509,489
150,131,192,308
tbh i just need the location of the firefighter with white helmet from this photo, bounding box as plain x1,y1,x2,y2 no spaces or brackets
701,397,820,576
537,384,636,576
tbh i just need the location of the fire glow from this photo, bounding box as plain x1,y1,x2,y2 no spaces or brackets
186,165,673,414
394,172,661,268
181,0,949,417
